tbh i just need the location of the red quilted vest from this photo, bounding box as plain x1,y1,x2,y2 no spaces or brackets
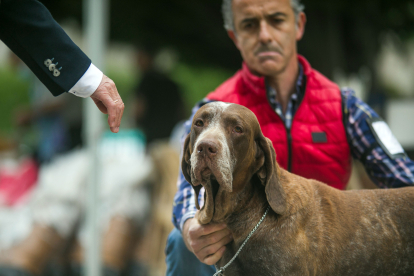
206,56,352,190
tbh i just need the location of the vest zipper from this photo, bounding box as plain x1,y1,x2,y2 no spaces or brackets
273,111,293,172
287,129,292,172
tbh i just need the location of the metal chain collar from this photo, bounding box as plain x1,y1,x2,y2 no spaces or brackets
213,205,271,276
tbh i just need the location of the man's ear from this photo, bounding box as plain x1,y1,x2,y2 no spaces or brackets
256,136,286,215
227,30,241,51
296,12,306,41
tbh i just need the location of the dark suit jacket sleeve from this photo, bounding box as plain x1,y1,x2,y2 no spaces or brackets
0,0,91,96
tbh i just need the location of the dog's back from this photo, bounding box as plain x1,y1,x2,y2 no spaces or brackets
309,184,414,276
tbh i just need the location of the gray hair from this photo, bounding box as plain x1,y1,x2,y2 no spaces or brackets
222,0,305,31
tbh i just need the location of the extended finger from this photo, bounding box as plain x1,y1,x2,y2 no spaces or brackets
110,98,124,133
105,97,122,133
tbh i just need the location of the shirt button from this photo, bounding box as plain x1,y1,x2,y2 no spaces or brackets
49,63,56,71
53,69,61,77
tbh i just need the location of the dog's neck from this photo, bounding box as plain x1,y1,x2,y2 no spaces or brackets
225,177,271,240
224,168,312,240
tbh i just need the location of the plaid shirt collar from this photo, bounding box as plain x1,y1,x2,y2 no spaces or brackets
266,63,304,129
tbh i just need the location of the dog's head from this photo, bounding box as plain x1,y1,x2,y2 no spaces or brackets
182,102,286,224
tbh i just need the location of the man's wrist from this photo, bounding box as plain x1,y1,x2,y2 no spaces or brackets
182,217,193,232
182,217,195,252
180,211,197,232
68,63,103,98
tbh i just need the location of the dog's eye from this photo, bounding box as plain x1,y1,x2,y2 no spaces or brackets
234,126,243,133
195,120,204,127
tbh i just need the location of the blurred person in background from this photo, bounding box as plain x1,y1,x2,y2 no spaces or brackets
0,114,152,276
0,0,124,133
131,44,186,145
166,0,414,275
10,53,83,164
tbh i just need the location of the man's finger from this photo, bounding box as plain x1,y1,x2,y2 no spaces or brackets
103,96,123,133
199,228,232,249
191,227,232,253
113,101,124,133
202,245,226,266
110,104,123,133
106,101,117,126
188,223,228,247
196,232,233,258
110,99,124,132
198,223,228,236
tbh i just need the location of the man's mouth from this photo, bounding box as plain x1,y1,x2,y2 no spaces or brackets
256,51,280,57
254,44,283,57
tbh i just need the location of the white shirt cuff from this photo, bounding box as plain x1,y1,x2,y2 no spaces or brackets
68,63,103,98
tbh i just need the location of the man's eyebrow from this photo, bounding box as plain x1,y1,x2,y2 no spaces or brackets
240,12,288,24
240,17,258,25
267,12,287,18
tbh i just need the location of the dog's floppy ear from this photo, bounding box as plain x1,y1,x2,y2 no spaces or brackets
256,136,286,215
181,133,202,210
181,133,192,184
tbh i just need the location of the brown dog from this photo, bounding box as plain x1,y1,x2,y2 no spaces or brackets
181,102,414,276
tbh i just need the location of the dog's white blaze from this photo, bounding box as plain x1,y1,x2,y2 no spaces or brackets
209,101,231,113
190,102,234,190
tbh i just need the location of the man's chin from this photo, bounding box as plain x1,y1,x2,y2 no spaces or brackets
256,65,283,77
246,58,283,76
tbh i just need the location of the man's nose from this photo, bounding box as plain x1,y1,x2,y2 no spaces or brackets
259,21,272,44
197,140,218,158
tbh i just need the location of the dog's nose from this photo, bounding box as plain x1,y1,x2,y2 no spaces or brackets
197,141,218,158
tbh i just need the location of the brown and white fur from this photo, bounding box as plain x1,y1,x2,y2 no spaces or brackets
181,102,414,276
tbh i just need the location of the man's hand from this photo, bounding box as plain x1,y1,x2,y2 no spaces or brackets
182,216,233,266
90,75,124,133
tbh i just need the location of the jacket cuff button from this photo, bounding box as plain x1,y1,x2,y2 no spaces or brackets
44,59,52,67
53,69,61,77
49,64,56,71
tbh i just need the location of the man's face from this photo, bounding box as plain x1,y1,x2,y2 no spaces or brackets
229,0,306,76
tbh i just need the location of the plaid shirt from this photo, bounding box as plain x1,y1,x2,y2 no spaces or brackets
172,68,414,231
266,64,304,130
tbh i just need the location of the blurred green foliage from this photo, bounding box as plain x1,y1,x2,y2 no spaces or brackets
106,68,136,100
0,62,232,134
107,62,233,115
0,67,30,135
171,63,233,112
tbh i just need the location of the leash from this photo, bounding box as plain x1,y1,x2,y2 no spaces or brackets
213,205,271,276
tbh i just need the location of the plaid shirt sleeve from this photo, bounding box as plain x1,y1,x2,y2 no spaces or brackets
342,88,414,188
172,99,215,231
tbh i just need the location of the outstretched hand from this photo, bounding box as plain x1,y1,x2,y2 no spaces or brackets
90,75,124,133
